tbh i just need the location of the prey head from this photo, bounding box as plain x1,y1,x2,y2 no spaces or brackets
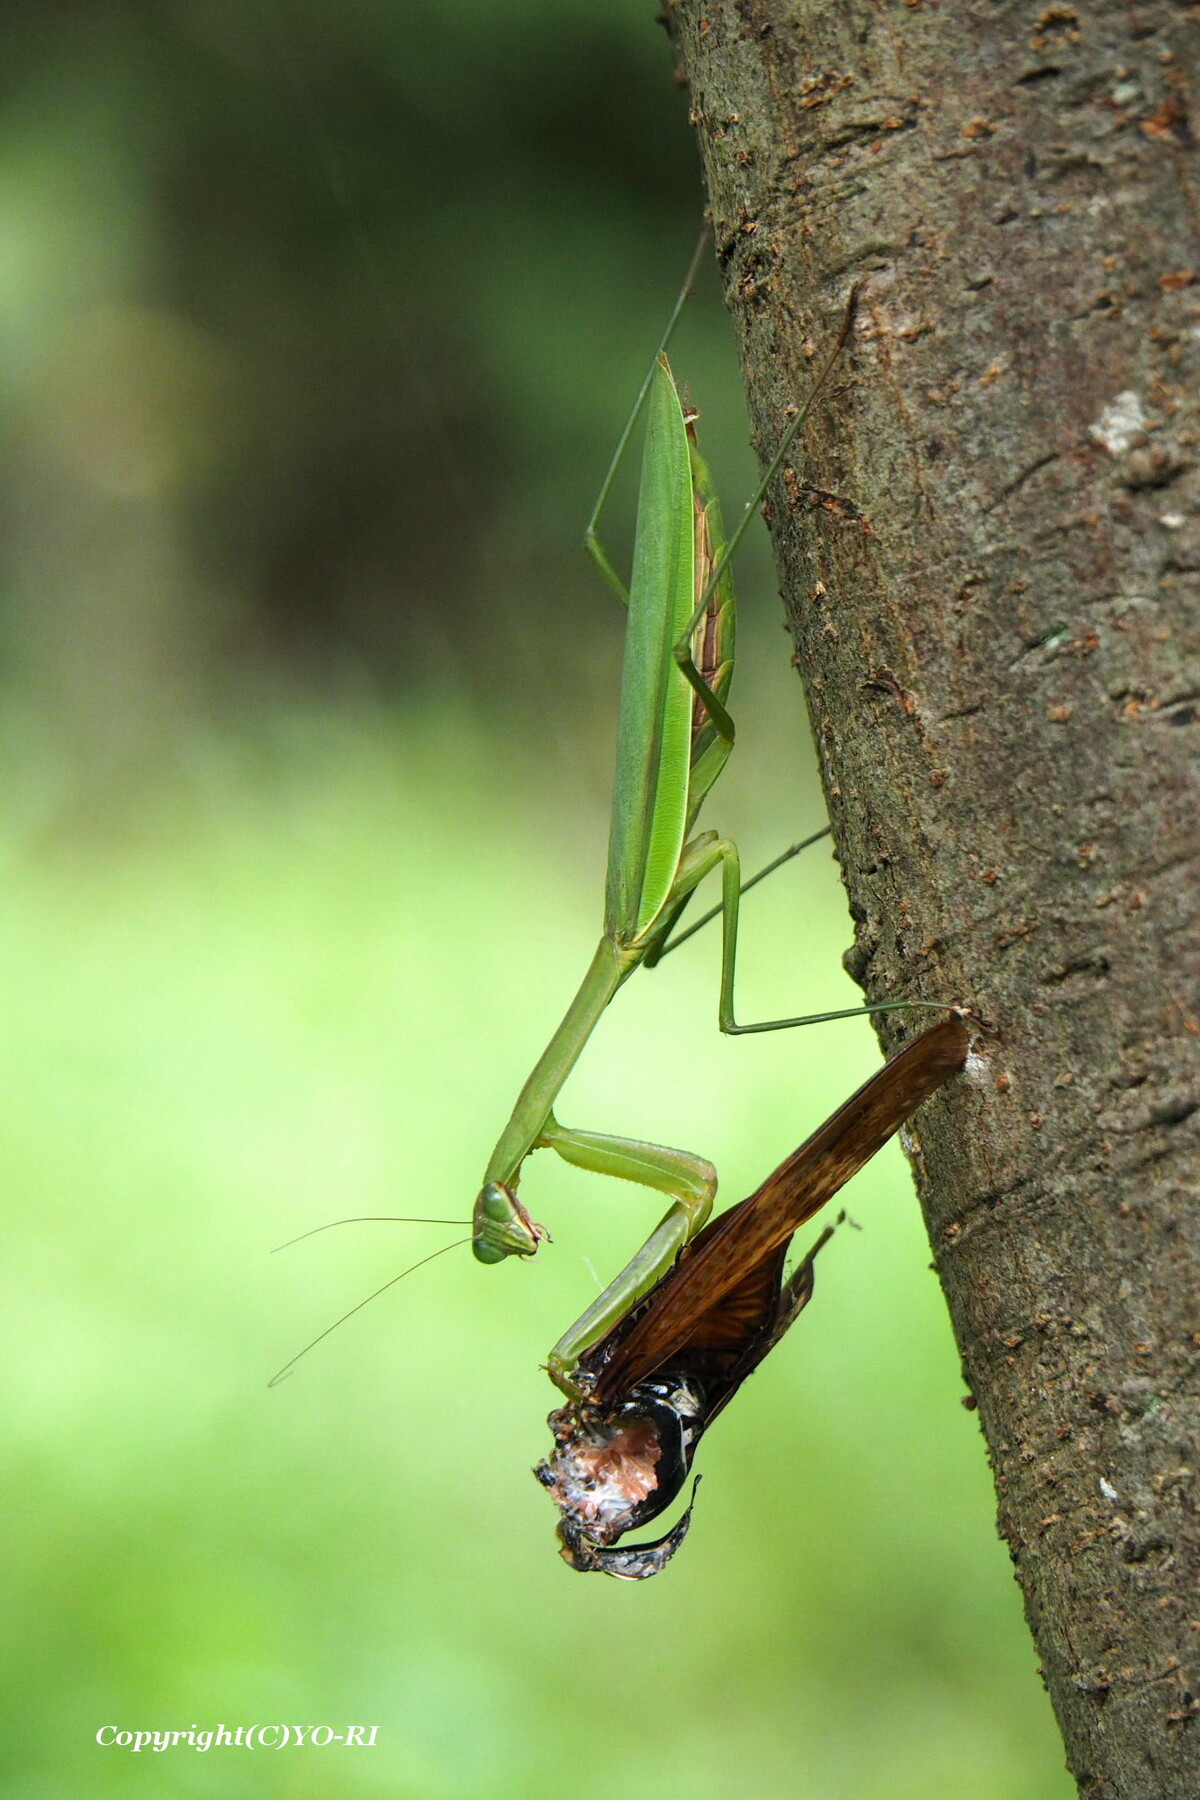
472,1181,550,1263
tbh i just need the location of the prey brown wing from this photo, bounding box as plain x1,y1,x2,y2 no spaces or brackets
591,1013,969,1405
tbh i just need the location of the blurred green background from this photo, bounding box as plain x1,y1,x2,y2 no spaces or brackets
1,3,1071,1796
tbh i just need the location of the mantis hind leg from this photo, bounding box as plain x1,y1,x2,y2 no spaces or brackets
583,225,712,607
653,833,941,1035
668,282,864,749
645,826,832,967
710,840,941,1034
538,1115,716,1390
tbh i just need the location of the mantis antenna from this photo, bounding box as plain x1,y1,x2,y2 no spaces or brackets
268,1229,471,1387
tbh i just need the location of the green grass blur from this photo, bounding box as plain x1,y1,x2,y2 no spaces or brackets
0,2,1070,1794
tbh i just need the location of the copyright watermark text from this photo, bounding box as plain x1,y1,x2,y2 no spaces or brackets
96,1724,379,1751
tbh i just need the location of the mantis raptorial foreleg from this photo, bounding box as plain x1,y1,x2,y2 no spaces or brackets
539,1116,716,1381
545,1197,713,1386
538,1116,716,1229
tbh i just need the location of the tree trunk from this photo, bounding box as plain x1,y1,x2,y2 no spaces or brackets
665,4,1200,1795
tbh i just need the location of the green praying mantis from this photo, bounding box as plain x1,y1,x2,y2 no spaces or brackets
267,241,950,1400
472,239,938,1387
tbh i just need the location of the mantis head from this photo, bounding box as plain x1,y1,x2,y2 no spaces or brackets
472,1182,551,1263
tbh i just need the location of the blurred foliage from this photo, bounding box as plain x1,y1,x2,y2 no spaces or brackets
0,0,744,769
0,4,1071,1797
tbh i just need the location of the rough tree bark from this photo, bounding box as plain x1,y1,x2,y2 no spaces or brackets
665,4,1200,1796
